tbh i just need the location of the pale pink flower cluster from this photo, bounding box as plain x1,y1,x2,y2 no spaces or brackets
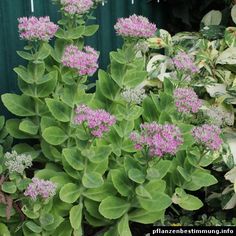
24,178,57,201
114,14,157,38
74,105,116,137
130,122,183,157
18,16,58,41
172,52,199,74
62,45,99,76
174,88,202,114
60,0,94,15
192,124,222,151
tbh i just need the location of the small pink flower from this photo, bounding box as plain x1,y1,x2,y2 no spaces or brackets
192,124,222,151
114,14,157,38
24,178,57,201
18,16,58,41
74,105,116,138
130,122,183,157
60,0,94,15
172,52,199,74
62,45,99,76
174,88,202,114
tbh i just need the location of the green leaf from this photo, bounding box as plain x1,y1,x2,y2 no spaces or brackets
137,193,172,212
42,126,68,145
59,183,81,203
110,51,126,64
114,120,134,138
98,69,120,101
84,199,107,221
82,172,104,188
43,214,64,231
63,147,84,170
83,25,99,36
39,213,54,227
158,111,172,124
50,174,73,189
123,70,147,87
128,168,145,184
19,119,38,135
25,221,42,233
14,66,34,84
35,74,58,97
135,185,152,199
146,160,172,180
129,209,165,224
69,204,83,230
110,169,133,197
37,43,51,60
183,169,218,191
2,94,35,116
99,196,130,219
163,78,173,95
231,5,236,24
83,183,117,202
89,145,112,163
224,27,236,47
1,182,17,194
53,220,73,236
110,60,126,87
118,214,132,236
68,26,85,39
36,69,57,84
173,188,203,210
17,178,31,191
46,98,71,122
6,119,33,139
0,116,5,130
142,96,160,121
201,10,222,26
0,223,10,236
17,51,34,60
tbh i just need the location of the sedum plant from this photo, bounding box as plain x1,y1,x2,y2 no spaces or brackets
0,1,231,235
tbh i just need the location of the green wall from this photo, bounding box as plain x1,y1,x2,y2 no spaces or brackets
0,0,165,115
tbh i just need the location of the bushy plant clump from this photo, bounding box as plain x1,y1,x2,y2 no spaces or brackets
0,0,234,235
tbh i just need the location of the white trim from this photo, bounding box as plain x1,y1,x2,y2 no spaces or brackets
31,0,34,13
132,0,134,4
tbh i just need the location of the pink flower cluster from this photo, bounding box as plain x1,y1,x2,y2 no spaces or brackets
74,105,116,137
62,45,99,76
60,0,94,15
114,14,157,38
18,16,58,41
24,178,57,201
172,52,199,74
192,124,222,151
130,122,183,157
174,88,202,114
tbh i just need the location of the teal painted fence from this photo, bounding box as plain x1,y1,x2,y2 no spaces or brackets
0,0,165,114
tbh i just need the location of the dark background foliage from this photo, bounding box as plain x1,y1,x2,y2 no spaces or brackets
152,0,234,34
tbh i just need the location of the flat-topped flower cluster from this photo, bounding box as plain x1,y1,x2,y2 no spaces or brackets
174,88,202,114
192,124,222,151
60,0,94,15
74,104,116,137
24,178,57,201
114,14,157,38
62,45,99,76
18,16,58,41
130,122,183,157
172,52,199,74
4,151,32,174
